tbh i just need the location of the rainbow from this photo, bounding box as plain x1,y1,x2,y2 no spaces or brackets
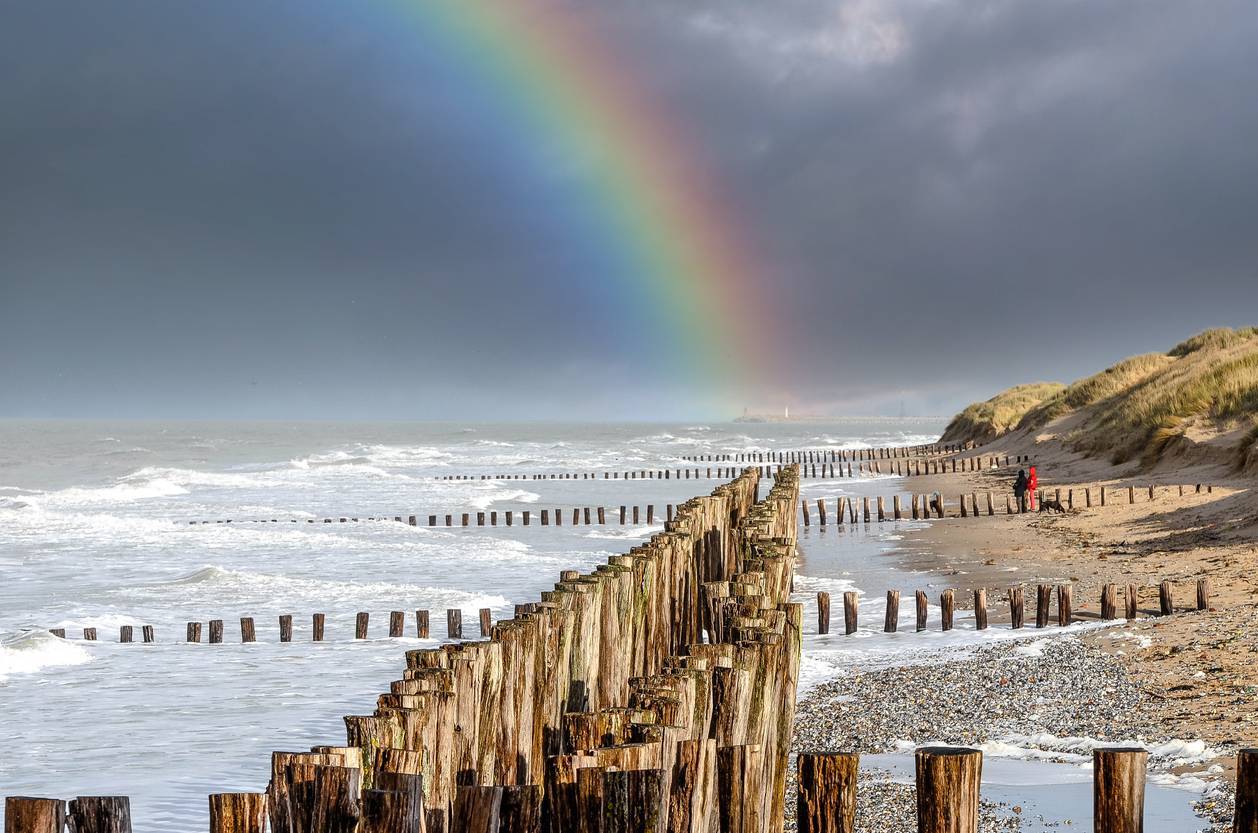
382,0,774,403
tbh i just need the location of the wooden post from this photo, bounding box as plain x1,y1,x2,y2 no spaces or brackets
915,747,981,833
209,620,224,644
912,494,920,520
986,493,994,516
1057,585,1072,626
84,627,97,641
1126,585,1138,620
1235,748,1258,833
523,510,530,526
602,769,664,833
1100,585,1117,620
876,496,886,522
802,500,811,527
1036,584,1052,628
916,590,928,632
312,613,325,642
1197,579,1210,611
240,617,256,643
817,499,827,526
1159,580,1173,615
817,592,831,635
885,590,900,633
187,622,202,643
633,506,640,524
4,797,65,833
973,589,988,630
447,609,463,639
415,610,430,639
1128,485,1135,505
1009,586,1024,629
862,497,871,523
843,591,858,635
940,590,954,631
479,608,492,637
959,495,967,518
797,751,858,833
356,611,369,639
208,793,267,833
893,495,902,520
120,625,133,643
1093,748,1147,833
389,611,405,638
597,506,605,524
67,797,132,833
141,625,154,643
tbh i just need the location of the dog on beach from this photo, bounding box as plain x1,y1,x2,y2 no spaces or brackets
1040,497,1067,514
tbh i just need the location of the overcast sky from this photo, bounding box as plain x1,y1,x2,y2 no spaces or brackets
3,0,1256,420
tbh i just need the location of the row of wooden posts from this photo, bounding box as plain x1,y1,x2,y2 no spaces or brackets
680,442,978,462
814,578,1210,635
800,483,1217,526
46,607,517,644
188,506,675,527
435,453,1022,483
16,743,1257,832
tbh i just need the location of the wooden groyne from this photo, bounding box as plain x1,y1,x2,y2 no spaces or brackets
246,465,796,832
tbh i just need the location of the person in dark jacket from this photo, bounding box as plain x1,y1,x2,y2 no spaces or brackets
1014,469,1029,512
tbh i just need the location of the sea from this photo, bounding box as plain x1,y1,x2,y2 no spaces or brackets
0,420,1209,830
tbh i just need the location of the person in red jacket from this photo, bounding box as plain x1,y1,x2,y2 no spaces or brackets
1027,465,1038,510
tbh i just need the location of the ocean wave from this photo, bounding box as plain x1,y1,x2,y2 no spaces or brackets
0,630,93,679
466,489,540,510
128,566,511,610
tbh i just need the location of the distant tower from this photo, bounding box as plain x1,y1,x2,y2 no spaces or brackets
784,405,790,420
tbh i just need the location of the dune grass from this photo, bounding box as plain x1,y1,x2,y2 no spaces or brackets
940,382,1065,445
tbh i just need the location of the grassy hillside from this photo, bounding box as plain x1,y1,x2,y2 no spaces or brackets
947,327,1258,468
939,382,1066,445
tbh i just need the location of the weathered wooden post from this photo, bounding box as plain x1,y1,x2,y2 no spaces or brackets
633,506,640,524
843,591,858,635
84,627,97,641
862,497,871,523
356,612,369,639
1009,586,1024,629
817,499,827,526
1126,585,1138,620
1094,748,1146,833
916,590,928,632
893,495,902,520
415,610,429,639
1197,579,1210,611
209,620,224,644
603,769,664,833
120,625,133,643
389,611,405,638
717,744,764,833
1036,585,1052,628
240,617,256,643
973,589,988,630
885,590,900,633
4,797,65,833
141,625,154,643
940,590,954,631
523,510,530,526
802,500,810,527
67,796,132,833
447,609,463,639
959,495,967,518
1159,580,1173,615
817,592,831,635
915,747,981,833
479,608,492,637
1235,748,1258,833
877,496,886,522
1057,585,1072,626
312,613,325,642
912,494,920,520
208,793,267,833
1101,585,1117,620
187,622,202,643
797,751,858,833
1128,486,1135,505
986,494,994,516
597,506,605,524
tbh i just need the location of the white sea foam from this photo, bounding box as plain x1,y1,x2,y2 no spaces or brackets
0,630,93,679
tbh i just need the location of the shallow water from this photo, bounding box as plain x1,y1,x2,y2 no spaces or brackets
0,419,1210,830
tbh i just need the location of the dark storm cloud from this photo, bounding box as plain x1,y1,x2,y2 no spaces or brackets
2,0,1256,419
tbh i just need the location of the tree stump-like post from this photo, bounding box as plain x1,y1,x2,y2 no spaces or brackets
1036,584,1052,629
67,796,132,833
893,495,902,521
885,590,900,633
355,612,369,640
187,622,202,643
1094,748,1146,833
312,613,325,642
843,591,858,635
447,609,463,640
916,590,928,632
797,751,858,833
389,611,405,638
415,610,429,639
4,797,65,833
279,615,293,643
940,590,954,631
817,592,831,635
1126,585,1138,620
1159,580,1173,616
1101,585,1117,621
209,793,267,833
1234,748,1258,833
1008,586,1024,629
1057,585,1073,626
1197,579,1210,611
603,768,664,833
973,589,988,631
209,620,224,644
240,618,256,643
877,496,886,522
478,608,492,637
120,626,133,644
915,747,981,833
